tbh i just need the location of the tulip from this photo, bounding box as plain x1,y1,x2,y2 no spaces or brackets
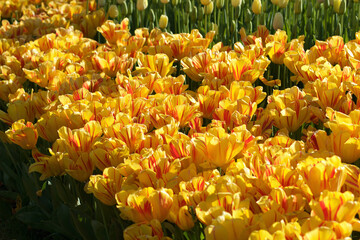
333,0,341,13
159,15,168,29
252,0,262,15
116,187,173,223
231,0,242,7
273,12,284,30
201,0,212,5
6,120,38,150
108,5,119,18
137,0,148,11
161,0,170,3
204,1,214,15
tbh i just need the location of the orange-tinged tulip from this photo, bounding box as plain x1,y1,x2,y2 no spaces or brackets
267,86,313,133
29,149,65,181
97,19,131,46
116,187,173,223
85,167,124,205
123,219,170,240
310,191,360,223
191,127,245,169
304,227,337,240
137,53,175,77
90,138,130,171
297,156,346,198
205,212,252,240
6,120,38,150
167,194,194,230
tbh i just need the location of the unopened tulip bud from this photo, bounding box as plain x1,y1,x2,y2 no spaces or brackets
137,0,148,11
338,0,346,14
117,0,126,4
185,0,192,12
128,0,134,13
294,0,302,14
98,0,106,7
324,0,329,8
216,0,225,8
333,0,341,13
198,6,204,21
273,12,284,30
211,22,218,34
231,0,241,7
204,1,214,15
108,5,119,18
245,9,252,23
252,0,262,14
271,0,279,5
191,6,197,21
172,0,180,5
159,15,168,29
278,0,289,8
161,0,169,3
201,0,211,5
234,4,241,18
121,2,128,15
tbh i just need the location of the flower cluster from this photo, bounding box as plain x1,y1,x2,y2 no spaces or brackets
2,2,360,239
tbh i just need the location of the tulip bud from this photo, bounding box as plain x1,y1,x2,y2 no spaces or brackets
245,8,252,23
338,0,346,14
231,0,241,7
185,0,192,13
191,6,197,22
198,6,204,21
273,12,284,30
98,0,106,7
201,0,211,5
216,0,225,8
161,0,169,3
294,0,302,14
120,2,128,15
333,0,341,13
204,1,214,15
137,0,148,11
159,14,168,29
252,0,262,14
278,0,289,8
172,0,180,5
128,0,134,13
211,22,218,34
234,4,241,18
117,0,126,4
108,5,119,18
271,0,279,4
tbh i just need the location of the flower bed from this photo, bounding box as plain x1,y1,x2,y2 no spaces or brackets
1,0,360,240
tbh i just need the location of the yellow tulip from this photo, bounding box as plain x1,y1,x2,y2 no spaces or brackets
116,187,173,223
108,5,119,18
6,120,38,150
85,167,124,205
159,15,169,29
252,0,262,15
